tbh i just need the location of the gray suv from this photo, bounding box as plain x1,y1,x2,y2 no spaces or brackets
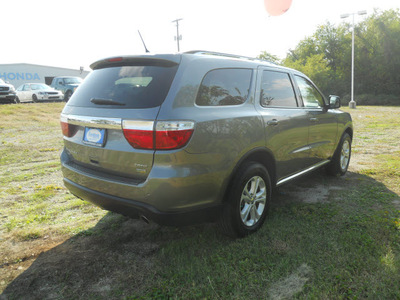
60,51,353,237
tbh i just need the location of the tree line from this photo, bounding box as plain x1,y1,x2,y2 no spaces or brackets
259,9,400,106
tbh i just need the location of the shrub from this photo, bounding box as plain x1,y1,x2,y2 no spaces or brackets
340,94,400,106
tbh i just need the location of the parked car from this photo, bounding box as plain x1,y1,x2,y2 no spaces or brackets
50,76,82,101
15,83,64,103
0,79,17,104
60,51,353,237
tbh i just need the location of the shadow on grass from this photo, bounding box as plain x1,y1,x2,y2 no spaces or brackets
0,212,226,299
2,169,400,299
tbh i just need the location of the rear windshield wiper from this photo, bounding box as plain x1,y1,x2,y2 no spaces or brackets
90,98,126,106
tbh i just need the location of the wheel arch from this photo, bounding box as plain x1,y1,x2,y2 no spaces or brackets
344,126,353,140
222,147,277,203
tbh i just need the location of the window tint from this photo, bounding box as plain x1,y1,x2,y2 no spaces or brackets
294,76,325,108
260,70,297,107
67,65,178,108
196,68,252,106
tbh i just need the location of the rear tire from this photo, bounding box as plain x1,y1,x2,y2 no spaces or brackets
32,94,38,103
219,162,271,238
326,132,352,176
64,90,72,102
14,97,20,104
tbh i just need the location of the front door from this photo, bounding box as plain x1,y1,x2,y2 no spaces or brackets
294,75,338,164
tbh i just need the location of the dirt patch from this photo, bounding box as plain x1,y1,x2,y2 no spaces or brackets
268,264,313,300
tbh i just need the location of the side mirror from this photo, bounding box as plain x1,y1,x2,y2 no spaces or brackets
329,95,341,109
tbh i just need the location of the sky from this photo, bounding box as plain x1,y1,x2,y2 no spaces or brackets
2,0,399,71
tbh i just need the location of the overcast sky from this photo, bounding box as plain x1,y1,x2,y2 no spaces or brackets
2,0,399,71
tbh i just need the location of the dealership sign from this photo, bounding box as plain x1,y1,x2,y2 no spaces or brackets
0,72,41,81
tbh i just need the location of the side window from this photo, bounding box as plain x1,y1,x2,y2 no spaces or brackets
260,70,298,107
294,76,325,108
196,68,252,106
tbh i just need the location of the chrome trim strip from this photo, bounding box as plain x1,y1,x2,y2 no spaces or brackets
276,160,330,186
61,114,122,129
122,120,154,131
292,146,311,154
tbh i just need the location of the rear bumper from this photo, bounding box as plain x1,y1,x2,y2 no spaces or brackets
64,178,222,226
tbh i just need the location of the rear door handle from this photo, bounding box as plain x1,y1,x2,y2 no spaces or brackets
267,119,279,126
310,118,319,123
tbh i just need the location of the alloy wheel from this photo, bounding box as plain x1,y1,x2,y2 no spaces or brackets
239,176,267,227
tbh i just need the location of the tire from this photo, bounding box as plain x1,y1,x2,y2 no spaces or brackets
219,161,271,238
14,97,20,104
32,94,38,103
64,90,72,102
326,132,352,176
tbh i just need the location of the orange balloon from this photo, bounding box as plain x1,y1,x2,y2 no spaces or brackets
264,0,293,16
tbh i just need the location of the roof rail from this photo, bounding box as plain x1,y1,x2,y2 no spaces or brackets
184,50,276,64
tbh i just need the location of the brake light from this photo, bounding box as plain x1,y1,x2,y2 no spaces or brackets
122,120,194,150
60,115,78,137
108,57,123,62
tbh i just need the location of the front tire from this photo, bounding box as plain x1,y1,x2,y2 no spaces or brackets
326,132,352,176
219,162,271,238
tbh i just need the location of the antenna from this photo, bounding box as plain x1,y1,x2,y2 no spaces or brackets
138,30,150,53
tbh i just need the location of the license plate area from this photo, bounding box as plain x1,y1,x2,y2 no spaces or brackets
83,127,106,147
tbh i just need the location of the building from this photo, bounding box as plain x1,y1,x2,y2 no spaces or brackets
0,63,90,88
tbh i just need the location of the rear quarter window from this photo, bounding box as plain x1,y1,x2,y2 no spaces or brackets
67,65,178,108
196,68,252,106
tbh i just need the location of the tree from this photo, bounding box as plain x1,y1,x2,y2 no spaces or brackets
355,9,400,96
263,8,400,105
257,51,281,64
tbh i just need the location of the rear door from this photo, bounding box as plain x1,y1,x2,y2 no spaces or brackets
255,68,310,181
61,57,180,181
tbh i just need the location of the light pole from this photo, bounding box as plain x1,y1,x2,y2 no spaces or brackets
172,18,183,52
340,10,367,109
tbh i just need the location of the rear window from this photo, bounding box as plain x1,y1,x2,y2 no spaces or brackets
67,65,178,108
196,68,252,106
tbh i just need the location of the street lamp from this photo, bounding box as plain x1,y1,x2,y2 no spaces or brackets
340,10,367,109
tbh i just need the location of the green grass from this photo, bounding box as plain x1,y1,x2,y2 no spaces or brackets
0,103,107,239
0,104,400,299
141,183,400,299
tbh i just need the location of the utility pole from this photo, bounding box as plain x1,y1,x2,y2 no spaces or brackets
172,18,183,52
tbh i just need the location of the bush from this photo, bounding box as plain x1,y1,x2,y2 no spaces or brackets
340,94,400,106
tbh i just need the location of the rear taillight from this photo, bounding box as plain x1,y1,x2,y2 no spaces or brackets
60,115,78,137
122,120,194,150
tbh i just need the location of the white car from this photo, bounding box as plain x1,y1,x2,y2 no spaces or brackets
15,83,64,103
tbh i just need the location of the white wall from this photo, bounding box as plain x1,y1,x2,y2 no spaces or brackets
0,63,90,88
